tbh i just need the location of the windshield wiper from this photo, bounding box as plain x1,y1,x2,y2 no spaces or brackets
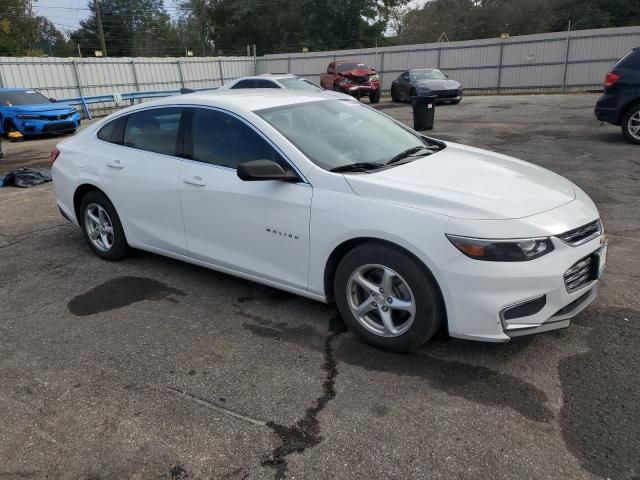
330,162,385,173
385,146,432,166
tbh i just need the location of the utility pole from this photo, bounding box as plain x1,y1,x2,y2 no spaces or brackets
94,0,108,57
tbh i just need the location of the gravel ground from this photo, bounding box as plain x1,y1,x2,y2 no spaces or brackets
0,93,638,480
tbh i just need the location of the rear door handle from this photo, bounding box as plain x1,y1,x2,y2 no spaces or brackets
105,160,124,169
183,176,206,187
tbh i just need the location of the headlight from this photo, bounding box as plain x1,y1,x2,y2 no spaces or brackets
446,235,554,261
339,77,349,85
17,114,42,119
369,74,379,81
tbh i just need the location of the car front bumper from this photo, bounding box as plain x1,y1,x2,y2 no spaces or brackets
339,81,380,96
14,112,81,135
438,231,605,342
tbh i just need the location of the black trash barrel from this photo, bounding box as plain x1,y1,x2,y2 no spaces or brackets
411,95,436,131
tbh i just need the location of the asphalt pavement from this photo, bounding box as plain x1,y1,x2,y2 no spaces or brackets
0,93,638,480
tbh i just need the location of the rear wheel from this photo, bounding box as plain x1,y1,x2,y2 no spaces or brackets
621,104,640,145
79,190,130,261
369,90,381,104
334,242,444,352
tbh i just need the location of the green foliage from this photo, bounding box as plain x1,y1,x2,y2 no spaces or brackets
71,0,183,57
178,0,407,55
0,0,73,56
400,0,640,44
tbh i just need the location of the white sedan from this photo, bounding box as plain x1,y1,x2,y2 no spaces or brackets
51,90,606,351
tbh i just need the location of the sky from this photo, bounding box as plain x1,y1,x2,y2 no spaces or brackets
33,0,427,33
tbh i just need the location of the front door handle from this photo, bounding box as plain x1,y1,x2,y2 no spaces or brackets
183,176,206,187
105,160,124,169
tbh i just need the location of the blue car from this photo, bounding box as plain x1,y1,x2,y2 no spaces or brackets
0,88,81,138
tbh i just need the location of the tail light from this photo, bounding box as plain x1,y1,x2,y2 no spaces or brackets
48,148,60,166
604,72,620,88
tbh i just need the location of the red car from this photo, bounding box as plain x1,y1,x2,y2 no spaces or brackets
320,60,381,103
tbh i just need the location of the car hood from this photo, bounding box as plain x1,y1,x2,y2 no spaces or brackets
3,103,76,115
414,79,460,90
344,142,576,220
341,68,374,77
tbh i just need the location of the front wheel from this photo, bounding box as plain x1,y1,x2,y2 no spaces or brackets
391,87,399,102
369,90,381,104
80,190,130,261
334,242,444,352
621,104,640,145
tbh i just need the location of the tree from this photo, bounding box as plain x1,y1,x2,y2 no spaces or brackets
177,0,408,55
0,0,72,56
71,0,182,57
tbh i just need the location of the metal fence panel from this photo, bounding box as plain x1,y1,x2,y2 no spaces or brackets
258,25,640,93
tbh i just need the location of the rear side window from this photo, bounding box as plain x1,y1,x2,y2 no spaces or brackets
231,79,256,89
253,79,280,88
123,108,182,156
190,108,285,169
97,116,126,144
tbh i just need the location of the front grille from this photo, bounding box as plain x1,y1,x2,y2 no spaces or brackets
43,113,70,121
432,89,460,99
42,121,74,132
564,255,595,292
350,75,369,84
558,220,601,246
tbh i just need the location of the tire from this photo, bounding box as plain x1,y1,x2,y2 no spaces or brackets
79,190,130,261
65,129,77,135
391,87,399,102
621,104,640,145
410,88,417,101
334,241,444,352
451,99,461,105
369,90,381,104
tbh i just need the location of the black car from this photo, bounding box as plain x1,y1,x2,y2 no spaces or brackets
595,47,640,144
390,69,463,104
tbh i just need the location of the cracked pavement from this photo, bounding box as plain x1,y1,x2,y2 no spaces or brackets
0,94,639,479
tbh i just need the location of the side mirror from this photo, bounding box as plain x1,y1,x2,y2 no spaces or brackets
49,97,57,102
237,159,298,182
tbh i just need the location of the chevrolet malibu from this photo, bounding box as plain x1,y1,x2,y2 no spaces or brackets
51,90,606,352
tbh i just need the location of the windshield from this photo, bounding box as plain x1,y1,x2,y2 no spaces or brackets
257,99,432,171
279,78,322,91
337,62,368,72
0,90,51,106
410,69,446,81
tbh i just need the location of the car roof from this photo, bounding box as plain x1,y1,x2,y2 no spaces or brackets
234,74,296,81
131,89,344,113
335,60,366,64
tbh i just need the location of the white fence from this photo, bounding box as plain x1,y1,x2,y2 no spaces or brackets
0,56,255,114
257,26,640,93
0,25,639,112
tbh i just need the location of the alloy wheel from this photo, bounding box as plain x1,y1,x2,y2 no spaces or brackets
84,203,114,252
346,264,416,337
628,110,640,141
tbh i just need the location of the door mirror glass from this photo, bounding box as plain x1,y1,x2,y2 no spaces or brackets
237,159,298,182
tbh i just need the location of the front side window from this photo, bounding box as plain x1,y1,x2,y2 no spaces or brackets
191,108,284,169
257,100,430,171
123,107,182,156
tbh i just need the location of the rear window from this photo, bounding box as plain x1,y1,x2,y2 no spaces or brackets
615,49,640,70
0,90,51,106
279,78,321,91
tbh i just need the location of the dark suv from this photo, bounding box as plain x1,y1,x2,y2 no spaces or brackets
595,47,640,144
